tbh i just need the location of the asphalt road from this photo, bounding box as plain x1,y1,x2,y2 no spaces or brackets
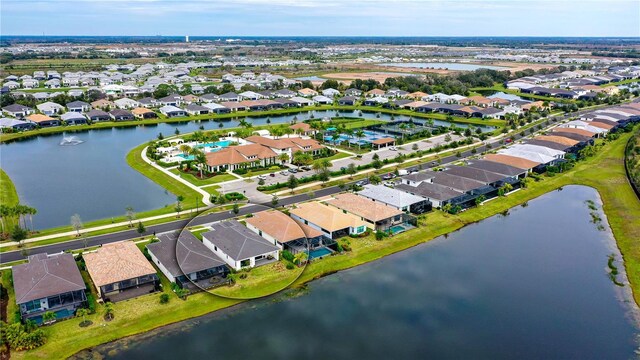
0,109,591,264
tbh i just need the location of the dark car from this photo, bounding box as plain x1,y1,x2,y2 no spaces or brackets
269,173,276,177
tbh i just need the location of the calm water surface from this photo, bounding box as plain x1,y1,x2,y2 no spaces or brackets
1,110,492,229
78,186,638,360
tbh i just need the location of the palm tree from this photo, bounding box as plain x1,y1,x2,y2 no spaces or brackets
277,153,290,165
71,214,83,236
312,158,331,173
0,204,8,233
293,251,308,266
355,129,365,150
125,206,135,227
76,308,90,326
179,144,191,156
271,127,283,139
283,127,294,138
104,302,114,321
331,133,341,145
343,128,354,148
398,123,407,140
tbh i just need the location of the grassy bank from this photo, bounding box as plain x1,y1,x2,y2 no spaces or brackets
0,169,20,232
10,127,640,359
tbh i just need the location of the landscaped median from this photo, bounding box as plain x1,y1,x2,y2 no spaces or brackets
5,125,638,360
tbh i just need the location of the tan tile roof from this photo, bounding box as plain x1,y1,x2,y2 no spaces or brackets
326,193,403,223
366,89,385,96
91,99,115,108
522,101,546,111
408,91,428,99
26,114,55,123
205,143,277,167
245,210,307,243
551,127,595,137
84,241,156,287
132,107,155,115
483,154,540,169
246,135,324,152
465,96,493,105
589,121,614,130
298,88,318,95
534,135,579,146
290,202,367,232
290,122,311,132
403,101,429,109
371,137,395,145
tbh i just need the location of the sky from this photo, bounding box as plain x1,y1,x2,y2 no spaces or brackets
2,0,639,37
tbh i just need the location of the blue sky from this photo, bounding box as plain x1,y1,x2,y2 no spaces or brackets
2,0,639,37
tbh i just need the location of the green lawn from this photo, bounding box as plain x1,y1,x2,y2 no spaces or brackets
0,169,20,233
169,169,237,186
10,127,640,360
212,260,304,299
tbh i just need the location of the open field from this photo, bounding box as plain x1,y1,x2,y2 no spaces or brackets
7,125,639,360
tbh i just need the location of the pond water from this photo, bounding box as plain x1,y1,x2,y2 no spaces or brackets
378,62,507,71
294,76,326,81
76,186,639,360
1,110,494,229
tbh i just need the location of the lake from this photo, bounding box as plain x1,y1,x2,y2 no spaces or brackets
378,62,507,71
1,110,494,229
75,186,639,359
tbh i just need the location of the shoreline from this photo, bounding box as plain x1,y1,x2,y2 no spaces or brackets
10,129,640,359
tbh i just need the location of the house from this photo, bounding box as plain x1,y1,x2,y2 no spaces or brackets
205,143,278,172
60,112,87,125
146,232,229,290
363,96,388,106
443,165,507,186
312,95,333,105
26,114,61,127
83,241,159,302
298,88,318,97
182,94,200,104
202,220,280,271
159,105,186,118
12,253,86,323
185,103,211,115
322,88,341,97
132,107,158,119
289,122,315,136
137,97,157,108
290,96,314,107
366,89,386,97
2,104,33,118
245,210,330,253
345,88,363,97
0,117,35,131
109,109,135,121
86,109,111,122
464,159,528,179
66,100,91,113
289,202,368,239
338,96,357,106
325,193,407,232
273,89,296,98
273,98,299,108
498,144,565,164
218,92,240,102
158,94,183,107
36,102,65,116
203,102,231,114
91,99,115,110
395,181,464,208
221,101,247,112
483,154,541,170
114,97,139,109
357,184,432,214
239,91,263,100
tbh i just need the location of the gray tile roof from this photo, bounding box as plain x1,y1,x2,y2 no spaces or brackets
147,232,226,277
465,160,526,177
443,166,507,184
431,171,486,192
12,253,85,304
202,220,279,261
395,182,462,202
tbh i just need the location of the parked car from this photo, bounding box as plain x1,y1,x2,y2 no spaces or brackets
355,180,369,187
280,170,289,175
301,166,312,171
389,146,397,151
257,174,267,180
381,173,393,180
269,173,276,177
288,168,298,173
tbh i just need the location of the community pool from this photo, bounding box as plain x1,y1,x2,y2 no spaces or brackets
308,247,332,260
324,129,393,145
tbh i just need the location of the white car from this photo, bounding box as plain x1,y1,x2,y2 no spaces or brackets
389,146,397,151
257,174,267,180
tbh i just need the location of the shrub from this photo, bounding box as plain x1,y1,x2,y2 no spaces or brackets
282,250,294,262
3,322,46,351
286,263,295,270
224,192,245,201
159,293,170,304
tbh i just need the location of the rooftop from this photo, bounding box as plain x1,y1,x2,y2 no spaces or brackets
326,193,403,222
358,184,426,208
12,253,85,304
84,241,157,287
290,202,367,232
147,232,226,277
202,220,279,261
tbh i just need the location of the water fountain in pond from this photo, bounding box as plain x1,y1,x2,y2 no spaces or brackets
59,136,84,146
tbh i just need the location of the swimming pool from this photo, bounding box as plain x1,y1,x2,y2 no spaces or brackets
308,247,332,260
324,129,393,145
389,225,407,234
